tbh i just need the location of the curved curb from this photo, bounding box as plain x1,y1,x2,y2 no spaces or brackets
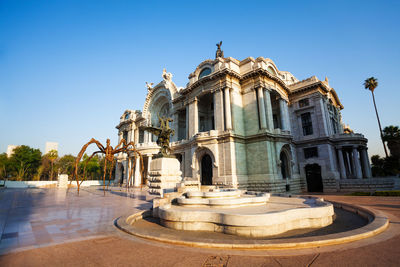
114,201,389,250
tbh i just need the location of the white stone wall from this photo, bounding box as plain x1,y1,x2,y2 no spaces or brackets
113,55,369,193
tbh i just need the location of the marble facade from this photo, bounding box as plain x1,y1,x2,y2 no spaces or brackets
115,51,371,193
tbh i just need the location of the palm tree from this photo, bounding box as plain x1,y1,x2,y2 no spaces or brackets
364,77,389,157
382,125,400,158
47,150,58,181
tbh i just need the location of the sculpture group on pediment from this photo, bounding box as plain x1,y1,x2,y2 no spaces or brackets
162,68,173,82
145,82,154,92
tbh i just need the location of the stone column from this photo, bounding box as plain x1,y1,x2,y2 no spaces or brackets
352,147,363,179
213,90,225,131
256,87,267,129
345,150,353,177
127,128,132,143
171,113,178,142
126,159,131,186
284,100,291,131
144,130,149,143
266,141,274,174
114,163,120,184
185,105,189,139
263,89,274,131
279,99,288,131
188,98,198,137
337,147,347,179
134,156,141,187
320,99,330,136
130,127,135,143
224,87,232,130
134,128,139,144
360,147,372,178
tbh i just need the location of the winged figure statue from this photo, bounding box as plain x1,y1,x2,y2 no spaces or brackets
141,115,175,157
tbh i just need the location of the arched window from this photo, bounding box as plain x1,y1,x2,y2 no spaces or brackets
267,66,276,76
124,113,130,120
199,68,212,79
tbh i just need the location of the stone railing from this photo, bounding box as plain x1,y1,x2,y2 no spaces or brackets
332,133,364,139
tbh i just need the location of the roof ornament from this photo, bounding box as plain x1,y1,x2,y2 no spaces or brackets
145,82,154,92
162,68,173,82
215,41,224,59
324,76,329,86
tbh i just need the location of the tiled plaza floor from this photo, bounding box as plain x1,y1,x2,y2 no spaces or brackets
0,188,400,266
0,187,153,255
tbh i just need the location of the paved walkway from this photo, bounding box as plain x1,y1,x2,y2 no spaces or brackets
0,188,399,266
0,187,153,254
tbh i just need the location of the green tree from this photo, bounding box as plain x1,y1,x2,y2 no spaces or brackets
0,153,9,179
79,154,101,180
382,125,400,158
371,154,399,177
8,145,42,180
46,150,58,181
99,156,116,181
364,77,389,157
371,155,385,177
39,155,52,180
57,154,76,179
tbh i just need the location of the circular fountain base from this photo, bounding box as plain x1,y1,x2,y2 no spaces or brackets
115,197,389,249
159,196,334,237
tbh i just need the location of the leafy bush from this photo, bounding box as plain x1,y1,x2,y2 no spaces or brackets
349,192,372,196
373,190,400,196
349,191,400,196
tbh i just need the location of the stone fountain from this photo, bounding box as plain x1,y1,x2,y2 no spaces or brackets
141,117,335,238
155,188,334,237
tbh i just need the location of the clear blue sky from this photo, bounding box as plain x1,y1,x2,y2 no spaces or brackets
1,0,399,158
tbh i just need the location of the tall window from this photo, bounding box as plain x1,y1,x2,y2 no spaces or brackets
123,131,128,142
273,114,279,129
331,118,338,134
301,112,313,136
139,130,144,143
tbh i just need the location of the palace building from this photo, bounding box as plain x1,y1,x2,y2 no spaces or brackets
115,45,372,193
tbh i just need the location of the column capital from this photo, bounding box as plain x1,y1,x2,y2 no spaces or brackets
223,86,233,92
279,98,288,104
211,87,220,93
187,97,198,104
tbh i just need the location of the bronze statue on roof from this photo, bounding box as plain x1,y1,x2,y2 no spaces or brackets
216,41,224,59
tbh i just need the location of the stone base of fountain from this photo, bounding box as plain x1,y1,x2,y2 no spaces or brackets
116,190,389,249
153,189,334,237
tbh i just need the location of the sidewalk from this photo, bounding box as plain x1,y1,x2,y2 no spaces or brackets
0,190,399,266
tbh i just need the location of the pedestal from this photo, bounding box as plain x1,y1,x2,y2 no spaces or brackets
58,174,69,188
148,157,182,196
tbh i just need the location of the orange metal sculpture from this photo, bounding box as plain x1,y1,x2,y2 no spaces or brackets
73,138,143,195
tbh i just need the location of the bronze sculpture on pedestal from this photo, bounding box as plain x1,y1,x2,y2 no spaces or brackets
141,115,175,158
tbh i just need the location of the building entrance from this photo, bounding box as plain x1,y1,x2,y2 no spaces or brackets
201,154,213,185
119,164,124,185
280,151,290,179
305,164,323,192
